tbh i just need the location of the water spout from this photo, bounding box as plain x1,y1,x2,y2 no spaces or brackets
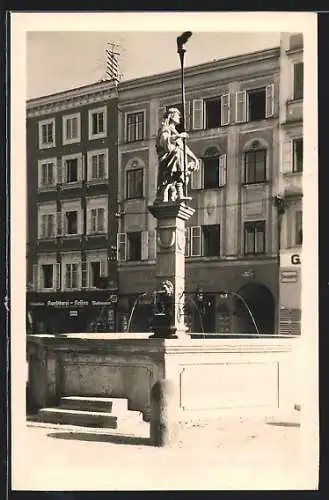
231,291,261,336
127,291,156,333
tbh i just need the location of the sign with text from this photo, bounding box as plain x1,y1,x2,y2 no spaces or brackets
29,296,118,308
280,251,302,268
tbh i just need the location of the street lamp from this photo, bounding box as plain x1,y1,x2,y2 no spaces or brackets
177,31,192,199
273,194,287,334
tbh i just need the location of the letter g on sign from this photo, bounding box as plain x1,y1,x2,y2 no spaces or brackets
291,254,301,265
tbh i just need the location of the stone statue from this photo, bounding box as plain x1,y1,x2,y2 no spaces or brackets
155,107,199,203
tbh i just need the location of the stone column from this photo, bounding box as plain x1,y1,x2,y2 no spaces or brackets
148,201,195,338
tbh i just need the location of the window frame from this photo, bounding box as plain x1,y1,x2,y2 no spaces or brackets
87,148,109,182
38,158,57,190
202,224,221,257
88,106,107,140
62,112,81,145
125,110,146,143
126,167,144,199
293,61,304,100
61,153,83,186
127,231,142,262
295,210,303,246
41,264,55,290
243,220,266,255
243,148,267,185
292,137,303,173
38,118,56,150
38,204,57,239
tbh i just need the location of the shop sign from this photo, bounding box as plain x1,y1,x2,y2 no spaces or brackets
280,252,302,267
29,297,118,308
280,269,298,283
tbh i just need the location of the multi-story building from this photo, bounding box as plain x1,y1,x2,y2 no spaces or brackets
117,47,283,335
26,81,119,333
278,33,303,335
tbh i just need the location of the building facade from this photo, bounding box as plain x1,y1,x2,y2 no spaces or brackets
26,81,119,333
278,33,303,335
117,47,283,335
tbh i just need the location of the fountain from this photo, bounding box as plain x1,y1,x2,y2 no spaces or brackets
26,33,299,427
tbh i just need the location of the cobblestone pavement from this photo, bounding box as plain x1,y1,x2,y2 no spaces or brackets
12,410,317,491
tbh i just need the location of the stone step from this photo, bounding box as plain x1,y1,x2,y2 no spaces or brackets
38,407,118,428
60,396,128,414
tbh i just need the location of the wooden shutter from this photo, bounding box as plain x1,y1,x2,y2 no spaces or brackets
185,101,191,131
32,264,38,291
81,261,89,289
117,233,127,261
191,159,203,190
265,83,274,118
78,155,83,181
141,231,149,261
56,211,63,236
185,227,191,257
282,140,292,173
221,94,230,125
235,90,247,123
218,154,227,187
57,158,63,184
192,99,204,130
55,263,61,290
100,259,108,277
191,226,202,257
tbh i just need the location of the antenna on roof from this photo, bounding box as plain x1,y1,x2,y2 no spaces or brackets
98,42,122,85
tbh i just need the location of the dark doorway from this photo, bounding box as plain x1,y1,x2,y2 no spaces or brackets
233,283,275,335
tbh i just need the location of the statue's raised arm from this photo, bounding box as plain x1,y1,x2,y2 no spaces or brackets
155,107,199,203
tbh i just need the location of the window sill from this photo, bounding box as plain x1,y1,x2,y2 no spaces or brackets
287,98,303,105
63,138,81,146
60,182,83,189
125,138,146,145
89,133,107,141
38,185,57,192
283,170,303,176
39,143,56,150
87,179,109,185
242,181,268,187
85,233,108,237
125,196,145,201
37,237,57,242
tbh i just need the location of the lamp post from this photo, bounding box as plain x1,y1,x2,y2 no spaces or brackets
177,31,192,199
273,194,287,335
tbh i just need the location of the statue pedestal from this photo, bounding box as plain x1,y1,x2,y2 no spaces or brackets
148,201,195,339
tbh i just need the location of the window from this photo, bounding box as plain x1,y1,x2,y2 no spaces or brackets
90,208,105,233
117,231,149,261
42,264,54,289
295,211,303,246
127,232,142,261
65,263,80,290
244,221,266,255
293,62,303,100
202,225,220,257
126,168,143,198
205,98,221,129
86,149,108,182
40,214,55,238
38,159,56,189
66,158,78,183
244,149,267,184
89,261,108,288
126,112,145,142
292,138,303,172
235,85,274,123
248,89,266,121
63,113,80,145
88,107,107,140
38,118,55,149
65,211,78,235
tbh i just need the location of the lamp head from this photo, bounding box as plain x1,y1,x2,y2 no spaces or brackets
177,31,192,50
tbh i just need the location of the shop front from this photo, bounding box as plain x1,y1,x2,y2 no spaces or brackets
27,291,119,334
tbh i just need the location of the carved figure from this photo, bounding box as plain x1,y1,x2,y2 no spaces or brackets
155,108,199,202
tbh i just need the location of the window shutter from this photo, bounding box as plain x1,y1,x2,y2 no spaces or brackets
185,227,190,257
57,158,62,184
282,140,292,173
81,261,88,289
191,226,202,257
40,214,46,238
32,264,38,291
77,208,82,234
265,83,274,118
117,233,127,261
141,230,149,261
55,263,61,290
50,214,56,237
185,101,191,131
100,260,108,277
192,99,204,130
235,90,247,123
63,212,68,235
218,154,227,186
78,155,83,181
56,212,63,236
221,94,230,126
191,159,203,190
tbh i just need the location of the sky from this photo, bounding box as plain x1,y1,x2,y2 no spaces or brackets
26,31,281,99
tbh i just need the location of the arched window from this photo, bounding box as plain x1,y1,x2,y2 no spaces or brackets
243,139,268,185
126,159,144,199
203,146,227,189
